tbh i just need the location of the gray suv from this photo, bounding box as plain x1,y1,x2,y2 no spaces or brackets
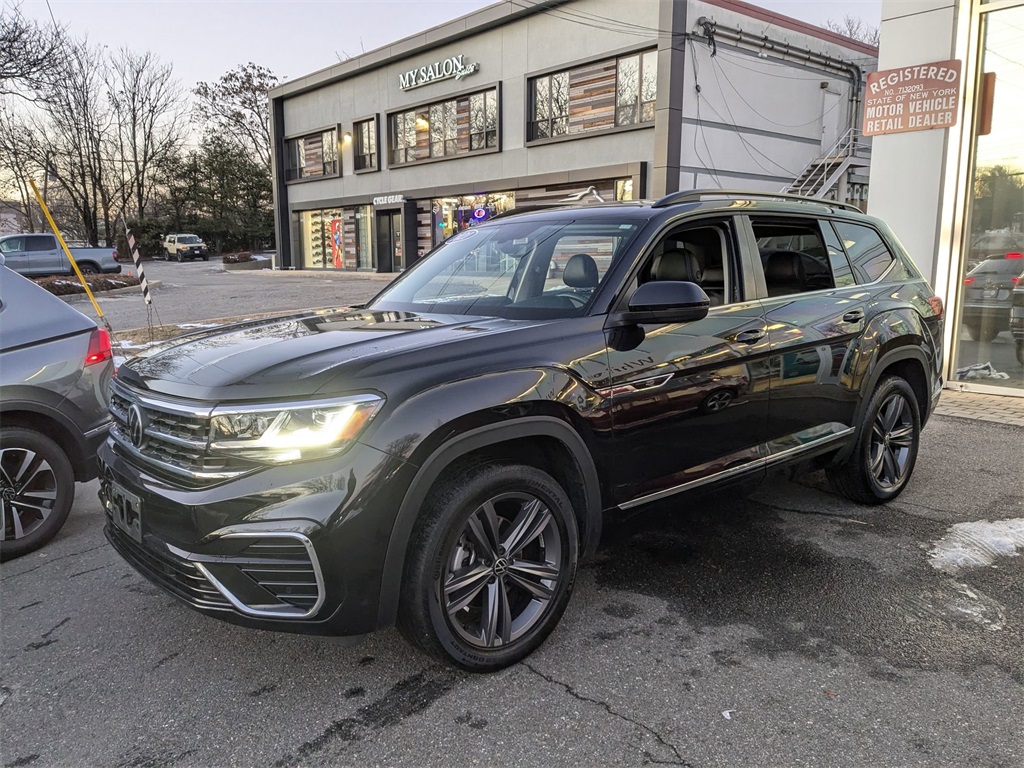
0,260,114,560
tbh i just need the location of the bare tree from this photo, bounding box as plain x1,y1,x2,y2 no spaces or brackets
0,102,38,230
825,15,880,47
0,2,65,98
194,63,279,168
106,49,186,221
32,41,122,245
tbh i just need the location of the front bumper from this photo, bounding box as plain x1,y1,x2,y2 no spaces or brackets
98,437,412,636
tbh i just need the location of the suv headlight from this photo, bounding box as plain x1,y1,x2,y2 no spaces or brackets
209,394,383,463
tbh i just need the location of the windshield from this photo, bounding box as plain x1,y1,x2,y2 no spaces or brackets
369,218,639,318
178,235,201,244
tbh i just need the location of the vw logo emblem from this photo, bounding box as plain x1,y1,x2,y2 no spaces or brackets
493,557,509,576
127,404,147,449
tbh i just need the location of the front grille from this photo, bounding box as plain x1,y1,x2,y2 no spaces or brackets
109,382,254,483
236,538,320,612
106,521,231,610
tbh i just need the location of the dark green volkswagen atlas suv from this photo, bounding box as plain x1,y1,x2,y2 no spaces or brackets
100,191,944,671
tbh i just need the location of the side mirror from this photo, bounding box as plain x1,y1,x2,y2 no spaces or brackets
609,281,711,326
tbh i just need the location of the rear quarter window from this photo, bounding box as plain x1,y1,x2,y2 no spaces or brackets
832,221,901,283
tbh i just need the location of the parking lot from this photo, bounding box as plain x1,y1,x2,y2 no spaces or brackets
2,262,1021,767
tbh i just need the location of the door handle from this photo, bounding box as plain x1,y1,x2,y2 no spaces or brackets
842,309,865,324
734,329,766,344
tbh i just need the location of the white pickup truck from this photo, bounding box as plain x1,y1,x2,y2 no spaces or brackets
0,234,121,277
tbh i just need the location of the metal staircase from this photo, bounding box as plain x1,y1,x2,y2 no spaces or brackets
783,128,871,205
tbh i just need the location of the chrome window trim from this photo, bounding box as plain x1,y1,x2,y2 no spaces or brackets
170,531,326,620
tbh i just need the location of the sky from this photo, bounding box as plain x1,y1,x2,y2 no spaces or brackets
23,0,884,90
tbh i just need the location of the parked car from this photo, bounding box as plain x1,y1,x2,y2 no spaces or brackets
1010,270,1024,364
966,231,1024,270
0,233,120,277
162,233,209,262
960,253,1024,342
0,257,113,560
100,191,944,671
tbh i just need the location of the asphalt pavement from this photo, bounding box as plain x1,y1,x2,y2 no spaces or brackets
63,257,391,334
11,261,1023,766
2,411,1022,767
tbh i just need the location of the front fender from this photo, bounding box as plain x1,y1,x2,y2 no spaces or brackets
363,368,606,629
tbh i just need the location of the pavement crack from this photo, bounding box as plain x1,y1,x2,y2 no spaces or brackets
273,670,459,767
69,565,109,578
521,662,691,766
2,544,108,580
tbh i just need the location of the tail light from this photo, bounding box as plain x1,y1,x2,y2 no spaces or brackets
927,296,944,319
112,249,119,262
963,277,974,285
1006,252,1022,259
85,328,112,366
1013,276,1021,285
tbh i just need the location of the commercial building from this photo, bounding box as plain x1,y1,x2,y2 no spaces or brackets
268,0,876,275
870,0,1023,396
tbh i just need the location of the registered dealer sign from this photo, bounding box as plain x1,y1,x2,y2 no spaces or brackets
862,59,962,136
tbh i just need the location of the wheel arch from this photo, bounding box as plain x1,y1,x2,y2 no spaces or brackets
0,403,92,482
853,346,932,433
375,415,602,629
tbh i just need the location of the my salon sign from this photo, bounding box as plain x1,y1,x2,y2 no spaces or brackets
399,54,479,91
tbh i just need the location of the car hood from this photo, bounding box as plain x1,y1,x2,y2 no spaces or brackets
117,306,539,400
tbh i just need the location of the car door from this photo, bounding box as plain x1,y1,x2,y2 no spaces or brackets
0,237,29,274
742,214,869,454
26,235,62,275
603,216,771,508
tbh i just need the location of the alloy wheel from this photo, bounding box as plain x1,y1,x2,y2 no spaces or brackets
441,492,562,649
869,393,916,490
0,448,58,541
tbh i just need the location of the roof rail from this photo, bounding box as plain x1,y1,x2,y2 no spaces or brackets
651,189,862,213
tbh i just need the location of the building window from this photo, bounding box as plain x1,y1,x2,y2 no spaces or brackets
529,72,568,140
388,87,498,166
354,118,377,171
527,50,655,142
285,128,338,181
615,50,658,126
469,90,498,150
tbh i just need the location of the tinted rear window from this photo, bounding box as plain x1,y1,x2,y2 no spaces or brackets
971,258,1023,275
832,222,896,283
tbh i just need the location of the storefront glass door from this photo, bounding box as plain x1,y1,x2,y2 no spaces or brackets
954,3,1024,391
375,210,403,272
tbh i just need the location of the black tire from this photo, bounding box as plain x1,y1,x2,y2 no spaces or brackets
0,428,75,562
78,262,99,275
1016,341,1024,366
827,375,921,505
964,322,981,341
202,255,209,262
398,462,579,671
176,251,184,263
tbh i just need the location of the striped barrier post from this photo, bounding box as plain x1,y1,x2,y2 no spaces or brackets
122,219,152,305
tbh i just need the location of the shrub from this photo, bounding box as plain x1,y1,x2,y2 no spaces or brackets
34,274,142,296
222,251,253,264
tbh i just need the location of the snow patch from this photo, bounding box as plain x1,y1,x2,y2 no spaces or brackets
177,322,220,329
928,518,1024,573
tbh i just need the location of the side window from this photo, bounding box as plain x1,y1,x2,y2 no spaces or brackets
752,217,844,296
0,237,24,253
832,221,896,283
639,221,734,306
25,236,55,252
820,222,856,288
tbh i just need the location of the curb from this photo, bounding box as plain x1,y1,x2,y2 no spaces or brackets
222,259,272,271
59,280,162,303
240,268,397,282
